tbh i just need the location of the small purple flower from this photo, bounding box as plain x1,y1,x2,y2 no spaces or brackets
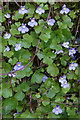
28,18,38,27
8,20,12,24
71,55,76,60
52,105,62,115
62,42,69,48
4,46,10,52
19,6,28,15
55,50,63,54
60,4,70,14
13,62,24,71
67,72,69,75
13,113,21,118
75,110,78,115
4,13,11,18
4,32,11,39
69,62,78,70
76,30,78,33
42,74,48,82
15,44,21,51
69,48,76,56
47,19,55,26
8,70,16,78
18,23,29,33
36,7,45,15
59,75,66,83
77,80,80,83
52,50,55,53
61,80,69,88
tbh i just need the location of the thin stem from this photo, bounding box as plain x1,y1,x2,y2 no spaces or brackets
73,17,80,44
14,0,21,8
30,90,34,113
33,97,80,106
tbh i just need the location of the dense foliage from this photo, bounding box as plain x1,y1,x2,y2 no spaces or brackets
0,1,80,119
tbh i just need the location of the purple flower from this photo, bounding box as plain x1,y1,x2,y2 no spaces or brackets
42,74,48,82
59,75,66,83
36,7,45,15
8,20,12,24
8,70,16,78
71,55,76,60
4,13,11,18
15,44,21,51
55,50,63,54
13,62,24,71
75,110,78,115
18,23,29,33
4,32,11,39
52,105,62,115
69,48,76,56
67,72,69,75
69,62,78,70
60,4,70,14
62,42,69,48
19,6,28,15
28,18,38,27
77,80,80,83
13,113,21,118
47,19,55,26
4,46,10,52
61,80,69,88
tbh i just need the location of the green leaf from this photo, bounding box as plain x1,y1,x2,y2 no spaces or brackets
69,11,76,19
62,15,73,28
16,67,33,79
39,28,51,42
67,71,75,79
16,106,23,112
52,82,60,94
3,51,14,58
31,72,44,83
20,110,35,118
2,88,12,98
61,29,72,41
25,3,35,18
50,41,62,51
12,11,24,20
46,88,56,98
47,63,59,77
62,83,71,94
43,57,53,65
14,92,25,101
78,46,80,53
13,81,30,92
0,12,6,22
2,62,11,73
42,96,50,106
3,97,18,114
10,24,20,36
57,21,67,29
43,4,49,10
8,57,18,65
23,34,33,48
18,49,31,62
8,37,18,46
60,57,67,66
66,107,77,117
55,95,65,103
34,24,43,34
35,93,40,98
15,22,21,27
47,113,61,118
